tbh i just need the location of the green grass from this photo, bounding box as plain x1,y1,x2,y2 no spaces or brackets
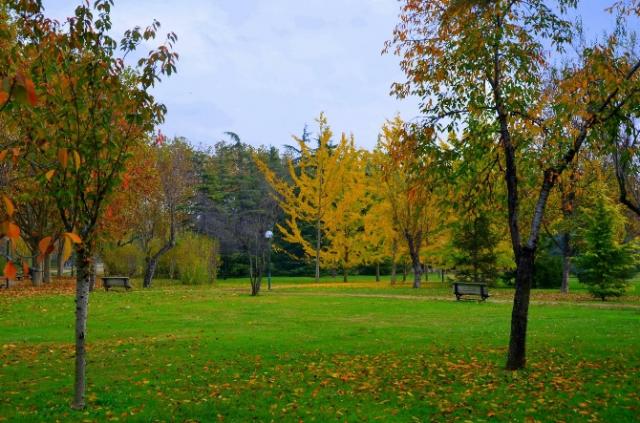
0,280,639,422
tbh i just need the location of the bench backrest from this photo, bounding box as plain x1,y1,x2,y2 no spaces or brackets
453,283,487,295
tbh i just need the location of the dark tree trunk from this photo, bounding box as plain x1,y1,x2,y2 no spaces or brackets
315,220,321,283
57,251,64,277
43,253,51,283
506,247,535,370
561,232,571,294
72,245,93,410
343,267,348,283
375,262,380,282
31,256,42,286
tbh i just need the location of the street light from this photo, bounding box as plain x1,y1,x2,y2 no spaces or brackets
265,230,273,290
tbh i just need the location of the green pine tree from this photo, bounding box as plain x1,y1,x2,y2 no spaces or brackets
451,213,499,285
575,195,637,301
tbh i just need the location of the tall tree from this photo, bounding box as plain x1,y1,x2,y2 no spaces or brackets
387,0,640,369
375,116,443,288
256,114,345,282
6,1,177,408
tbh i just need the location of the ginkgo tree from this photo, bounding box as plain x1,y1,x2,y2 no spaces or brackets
256,113,345,282
4,0,178,409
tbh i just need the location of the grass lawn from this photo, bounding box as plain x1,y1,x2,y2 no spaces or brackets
0,278,639,422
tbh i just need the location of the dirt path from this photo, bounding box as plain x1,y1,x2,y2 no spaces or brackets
272,290,640,310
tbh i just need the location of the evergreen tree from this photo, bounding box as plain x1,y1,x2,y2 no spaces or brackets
575,195,637,301
451,213,498,285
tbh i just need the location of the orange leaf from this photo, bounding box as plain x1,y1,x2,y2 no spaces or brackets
0,150,7,161
22,260,29,276
2,196,15,217
24,78,37,106
58,148,68,168
0,91,8,105
3,261,16,280
38,236,53,255
6,222,19,240
45,169,55,181
64,232,82,244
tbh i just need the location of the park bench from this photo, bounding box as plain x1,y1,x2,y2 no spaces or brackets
102,276,132,291
452,282,490,301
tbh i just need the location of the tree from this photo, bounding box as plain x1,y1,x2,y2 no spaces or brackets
256,114,345,282
6,1,177,408
575,193,637,300
451,214,499,285
387,0,640,369
141,139,195,288
321,135,370,282
375,116,443,288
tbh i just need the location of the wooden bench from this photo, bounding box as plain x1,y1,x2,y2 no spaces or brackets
102,276,132,291
453,282,490,301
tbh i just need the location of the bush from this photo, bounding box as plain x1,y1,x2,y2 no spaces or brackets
102,244,144,276
166,232,220,284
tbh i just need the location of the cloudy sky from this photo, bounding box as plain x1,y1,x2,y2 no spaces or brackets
41,1,622,150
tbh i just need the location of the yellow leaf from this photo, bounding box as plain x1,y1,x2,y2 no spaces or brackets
2,196,15,217
64,232,82,244
45,169,55,181
62,236,73,262
73,151,81,171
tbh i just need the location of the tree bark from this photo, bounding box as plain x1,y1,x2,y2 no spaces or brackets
390,241,397,285
57,251,64,277
406,235,422,289
315,219,321,283
143,215,176,288
561,232,571,294
375,262,380,282
506,247,534,370
72,245,93,410
31,256,43,286
43,253,51,283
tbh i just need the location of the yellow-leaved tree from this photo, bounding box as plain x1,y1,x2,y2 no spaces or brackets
321,135,371,282
256,113,344,282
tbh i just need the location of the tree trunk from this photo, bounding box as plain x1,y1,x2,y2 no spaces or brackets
31,256,42,286
57,251,64,277
412,260,422,289
43,254,51,283
391,260,397,285
402,261,407,283
72,245,93,410
315,220,321,283
375,262,380,282
343,266,348,283
506,247,535,371
561,232,571,294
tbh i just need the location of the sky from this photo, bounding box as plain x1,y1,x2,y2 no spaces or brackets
40,1,623,150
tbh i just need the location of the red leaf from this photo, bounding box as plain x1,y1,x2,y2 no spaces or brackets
4,261,17,280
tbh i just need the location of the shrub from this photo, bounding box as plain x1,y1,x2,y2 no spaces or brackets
169,232,220,284
102,244,144,276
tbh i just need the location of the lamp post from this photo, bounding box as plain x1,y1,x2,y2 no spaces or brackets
265,230,273,290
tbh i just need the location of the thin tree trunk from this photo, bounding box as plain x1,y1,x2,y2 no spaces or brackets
402,261,407,283
561,232,571,294
343,267,348,283
406,235,422,289
72,245,93,410
375,262,380,282
315,220,321,283
143,216,176,288
31,255,42,286
390,241,397,285
43,253,51,283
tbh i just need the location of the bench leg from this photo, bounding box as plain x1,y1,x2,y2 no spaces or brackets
455,294,461,301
